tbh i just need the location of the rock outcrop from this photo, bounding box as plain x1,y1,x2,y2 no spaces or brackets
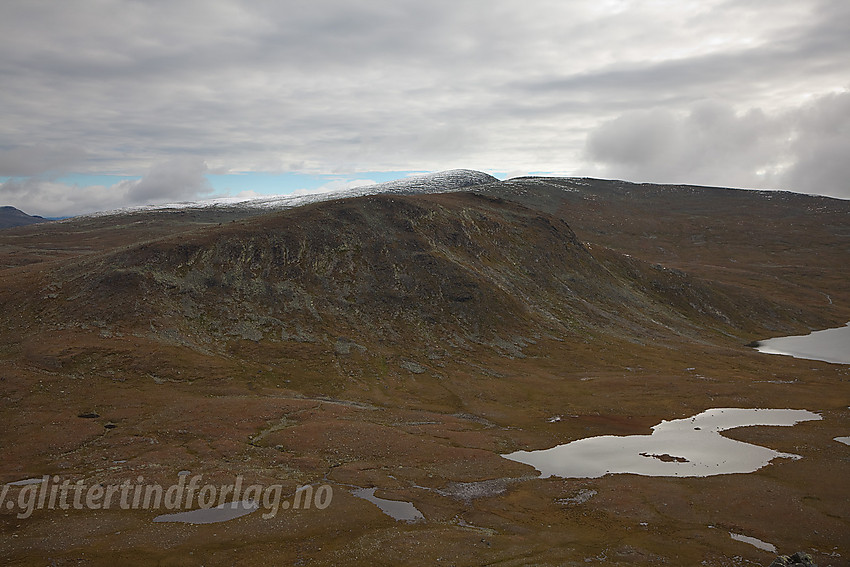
770,551,817,567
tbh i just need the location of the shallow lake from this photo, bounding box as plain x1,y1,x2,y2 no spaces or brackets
755,322,850,364
730,532,776,553
153,500,258,524
502,408,821,479
351,487,424,522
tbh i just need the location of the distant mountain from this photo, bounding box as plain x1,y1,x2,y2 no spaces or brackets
14,191,821,358
0,206,47,229
5,172,848,344
89,169,499,216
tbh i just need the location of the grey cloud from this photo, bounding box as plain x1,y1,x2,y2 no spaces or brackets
784,91,850,198
0,144,88,177
0,177,130,217
507,1,850,129
515,31,846,111
585,101,786,188
585,92,850,199
1,0,848,209
1,157,213,217
127,156,212,202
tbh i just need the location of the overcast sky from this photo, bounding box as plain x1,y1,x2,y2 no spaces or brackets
1,0,848,215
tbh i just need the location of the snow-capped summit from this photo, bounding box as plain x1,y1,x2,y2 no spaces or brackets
90,169,499,217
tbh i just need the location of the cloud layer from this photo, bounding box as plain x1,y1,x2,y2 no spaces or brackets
1,0,848,214
1,157,212,217
585,92,850,196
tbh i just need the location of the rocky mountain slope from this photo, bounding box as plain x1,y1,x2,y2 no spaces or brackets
4,190,819,370
472,176,850,328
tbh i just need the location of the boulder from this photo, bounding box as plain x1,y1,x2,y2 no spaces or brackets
769,552,817,567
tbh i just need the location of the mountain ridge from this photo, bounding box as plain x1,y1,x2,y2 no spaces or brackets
81,169,849,221
5,191,826,367
84,168,499,217
0,205,47,229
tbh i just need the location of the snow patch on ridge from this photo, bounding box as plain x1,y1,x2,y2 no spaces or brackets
85,169,498,217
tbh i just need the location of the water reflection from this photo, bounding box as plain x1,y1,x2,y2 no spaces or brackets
153,500,258,524
755,322,850,364
730,532,776,553
351,487,424,522
502,408,821,479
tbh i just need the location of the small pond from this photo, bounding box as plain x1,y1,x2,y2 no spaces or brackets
502,408,821,479
351,487,424,522
730,532,776,553
153,500,258,524
754,322,850,364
